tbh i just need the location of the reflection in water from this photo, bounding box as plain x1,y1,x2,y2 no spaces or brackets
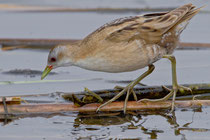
74,112,138,127
2,69,57,78
0,116,13,126
1,109,210,139
73,111,180,139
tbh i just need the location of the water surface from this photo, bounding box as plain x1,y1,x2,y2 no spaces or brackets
0,0,210,139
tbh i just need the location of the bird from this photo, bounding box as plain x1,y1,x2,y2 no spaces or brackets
41,3,202,113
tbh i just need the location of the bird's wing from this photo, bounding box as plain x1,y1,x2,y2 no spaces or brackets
104,3,196,44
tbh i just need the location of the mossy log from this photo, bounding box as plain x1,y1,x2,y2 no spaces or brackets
62,83,210,104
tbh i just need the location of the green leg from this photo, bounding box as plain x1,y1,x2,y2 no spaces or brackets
139,55,192,112
114,86,138,101
97,64,155,114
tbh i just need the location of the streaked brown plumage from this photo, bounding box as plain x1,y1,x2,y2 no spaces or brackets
42,4,203,113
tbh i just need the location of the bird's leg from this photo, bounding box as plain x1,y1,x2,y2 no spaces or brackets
114,86,138,101
97,64,155,113
139,55,191,112
114,82,147,90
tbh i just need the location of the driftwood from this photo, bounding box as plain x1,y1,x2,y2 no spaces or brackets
1,38,210,50
0,100,209,114
0,83,209,115
0,38,79,50
0,4,176,13
0,4,209,14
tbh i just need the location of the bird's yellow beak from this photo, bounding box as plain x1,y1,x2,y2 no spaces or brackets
41,65,53,80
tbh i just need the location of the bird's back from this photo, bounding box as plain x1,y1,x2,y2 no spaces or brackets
81,3,200,47
75,4,202,72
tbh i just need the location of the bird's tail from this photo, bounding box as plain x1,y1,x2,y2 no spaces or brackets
139,3,204,43
172,4,205,35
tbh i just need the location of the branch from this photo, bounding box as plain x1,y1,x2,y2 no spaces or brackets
1,38,210,50
0,100,209,114
62,83,210,103
0,83,209,115
0,4,175,13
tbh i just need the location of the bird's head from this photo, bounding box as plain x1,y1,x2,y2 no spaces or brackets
41,45,75,80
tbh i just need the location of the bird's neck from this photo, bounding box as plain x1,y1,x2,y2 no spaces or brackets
64,42,84,64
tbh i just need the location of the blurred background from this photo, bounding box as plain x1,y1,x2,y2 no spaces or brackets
0,0,210,139
0,0,209,41
0,0,209,96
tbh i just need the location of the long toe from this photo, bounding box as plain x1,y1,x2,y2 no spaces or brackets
162,85,172,92
178,85,192,93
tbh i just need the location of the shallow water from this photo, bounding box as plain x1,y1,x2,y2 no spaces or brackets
1,108,210,139
1,49,210,96
1,0,210,139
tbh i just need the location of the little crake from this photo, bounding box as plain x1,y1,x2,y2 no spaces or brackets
41,4,202,113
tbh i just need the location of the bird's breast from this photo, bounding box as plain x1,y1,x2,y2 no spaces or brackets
75,39,165,73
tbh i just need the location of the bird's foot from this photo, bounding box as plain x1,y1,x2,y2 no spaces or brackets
162,85,171,92
96,65,154,114
138,85,192,113
177,85,192,94
97,83,138,114
162,85,192,93
114,85,138,101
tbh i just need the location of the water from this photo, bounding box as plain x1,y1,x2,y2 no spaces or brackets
0,0,210,139
1,108,210,139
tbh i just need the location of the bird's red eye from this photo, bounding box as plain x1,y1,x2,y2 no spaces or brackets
50,57,56,62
